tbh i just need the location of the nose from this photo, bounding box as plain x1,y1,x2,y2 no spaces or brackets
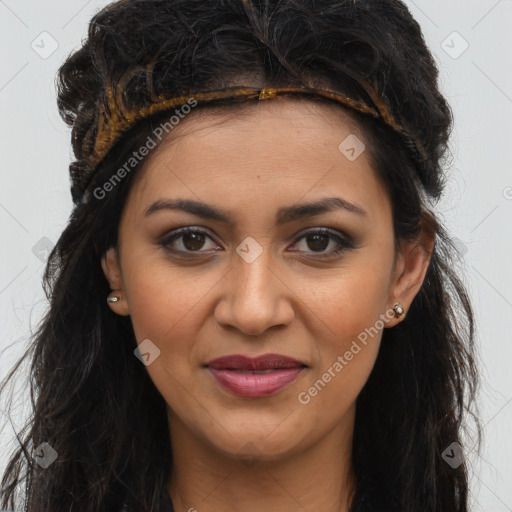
214,243,295,337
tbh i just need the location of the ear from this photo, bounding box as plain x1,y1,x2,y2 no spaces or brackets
387,224,436,327
101,247,130,316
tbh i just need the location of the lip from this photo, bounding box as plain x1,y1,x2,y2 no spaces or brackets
205,353,307,398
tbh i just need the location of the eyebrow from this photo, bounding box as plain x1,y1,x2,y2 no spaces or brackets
143,196,367,225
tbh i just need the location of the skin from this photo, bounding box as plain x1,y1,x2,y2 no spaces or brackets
101,99,435,512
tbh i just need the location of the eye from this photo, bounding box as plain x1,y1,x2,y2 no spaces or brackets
158,226,355,258
158,227,220,255
290,228,355,258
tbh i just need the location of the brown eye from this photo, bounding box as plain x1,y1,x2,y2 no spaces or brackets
159,228,220,255
305,233,330,252
290,228,355,258
158,226,355,259
181,231,206,251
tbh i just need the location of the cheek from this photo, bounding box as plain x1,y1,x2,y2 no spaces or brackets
121,253,220,343
121,259,220,402
304,251,393,346
295,249,394,402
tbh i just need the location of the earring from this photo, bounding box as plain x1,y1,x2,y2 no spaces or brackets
107,291,123,304
392,302,405,319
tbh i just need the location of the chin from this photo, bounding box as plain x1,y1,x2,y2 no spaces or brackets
198,419,313,463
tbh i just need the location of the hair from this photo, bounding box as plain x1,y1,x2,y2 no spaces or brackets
1,1,480,511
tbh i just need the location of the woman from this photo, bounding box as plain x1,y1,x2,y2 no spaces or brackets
0,0,480,511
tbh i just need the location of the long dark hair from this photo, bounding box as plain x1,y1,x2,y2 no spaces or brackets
1,1,480,511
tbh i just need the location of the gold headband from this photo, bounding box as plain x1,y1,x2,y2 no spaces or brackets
79,81,426,201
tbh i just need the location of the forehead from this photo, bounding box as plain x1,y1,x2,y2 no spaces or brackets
152,98,366,152
123,99,390,223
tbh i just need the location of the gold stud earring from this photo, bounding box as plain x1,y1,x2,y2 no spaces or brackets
392,302,405,319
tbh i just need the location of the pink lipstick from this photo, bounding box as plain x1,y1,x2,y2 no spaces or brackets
205,353,306,398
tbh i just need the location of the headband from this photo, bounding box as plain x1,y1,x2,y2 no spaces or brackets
75,80,427,204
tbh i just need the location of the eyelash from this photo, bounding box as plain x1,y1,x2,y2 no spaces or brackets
158,227,355,259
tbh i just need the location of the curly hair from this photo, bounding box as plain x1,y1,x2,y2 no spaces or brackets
0,1,480,511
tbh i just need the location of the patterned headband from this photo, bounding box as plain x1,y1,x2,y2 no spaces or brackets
76,80,427,203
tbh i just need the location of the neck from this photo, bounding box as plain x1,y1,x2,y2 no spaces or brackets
166,405,357,512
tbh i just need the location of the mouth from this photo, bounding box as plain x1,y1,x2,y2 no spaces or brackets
204,353,307,398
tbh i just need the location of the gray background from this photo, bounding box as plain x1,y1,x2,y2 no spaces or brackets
0,0,511,510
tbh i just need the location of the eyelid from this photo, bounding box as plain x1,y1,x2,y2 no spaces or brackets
288,227,356,256
293,226,354,245
158,226,220,252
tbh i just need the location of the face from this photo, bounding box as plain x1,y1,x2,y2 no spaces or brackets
102,99,432,464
